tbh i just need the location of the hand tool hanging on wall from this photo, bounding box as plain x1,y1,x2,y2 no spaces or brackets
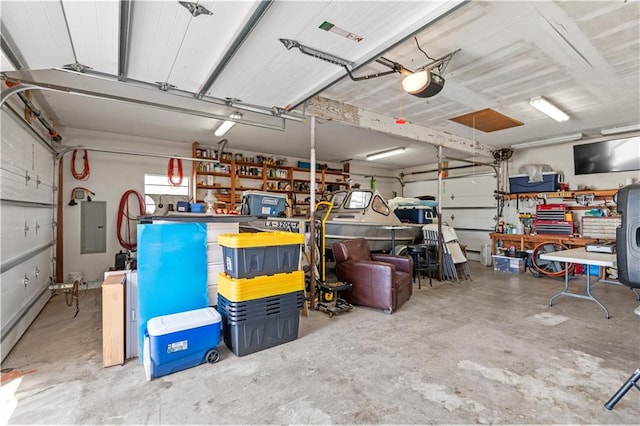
71,149,90,180
167,158,183,186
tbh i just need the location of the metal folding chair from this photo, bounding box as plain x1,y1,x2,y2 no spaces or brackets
422,224,472,283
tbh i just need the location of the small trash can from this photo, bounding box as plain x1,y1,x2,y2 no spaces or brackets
480,242,492,267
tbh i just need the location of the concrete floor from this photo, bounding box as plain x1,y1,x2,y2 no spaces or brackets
2,261,639,424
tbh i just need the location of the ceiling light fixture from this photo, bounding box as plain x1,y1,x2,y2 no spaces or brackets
600,123,640,136
401,70,445,98
366,147,406,161
214,112,242,137
529,96,569,122
511,133,583,150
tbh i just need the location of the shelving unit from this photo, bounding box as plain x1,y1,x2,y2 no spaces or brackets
191,142,349,213
503,189,618,200
503,189,618,211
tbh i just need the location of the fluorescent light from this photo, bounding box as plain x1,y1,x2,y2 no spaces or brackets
214,120,235,137
601,123,640,136
366,147,405,161
214,112,242,137
512,133,583,150
529,96,569,122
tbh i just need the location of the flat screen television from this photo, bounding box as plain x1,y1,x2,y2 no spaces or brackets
573,136,640,175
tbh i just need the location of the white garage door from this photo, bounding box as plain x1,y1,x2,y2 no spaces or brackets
1,108,56,361
403,173,497,260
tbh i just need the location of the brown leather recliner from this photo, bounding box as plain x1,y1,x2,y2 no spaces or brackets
332,238,413,314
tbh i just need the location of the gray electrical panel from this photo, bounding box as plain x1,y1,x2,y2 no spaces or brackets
81,201,107,254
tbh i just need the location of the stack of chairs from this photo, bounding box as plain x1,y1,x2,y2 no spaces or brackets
422,224,472,283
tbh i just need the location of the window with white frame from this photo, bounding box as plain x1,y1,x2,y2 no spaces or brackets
144,174,190,214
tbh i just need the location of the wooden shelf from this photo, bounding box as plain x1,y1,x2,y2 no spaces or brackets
197,171,231,177
504,189,618,200
192,142,349,210
236,174,264,180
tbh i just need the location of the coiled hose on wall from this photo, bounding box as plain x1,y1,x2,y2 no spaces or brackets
117,190,146,251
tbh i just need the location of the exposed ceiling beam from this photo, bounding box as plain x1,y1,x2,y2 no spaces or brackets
304,96,495,157
195,0,273,99
118,0,133,81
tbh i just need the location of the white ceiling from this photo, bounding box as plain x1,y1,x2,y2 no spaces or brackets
1,1,639,169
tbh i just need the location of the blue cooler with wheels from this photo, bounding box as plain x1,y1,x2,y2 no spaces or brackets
143,307,221,381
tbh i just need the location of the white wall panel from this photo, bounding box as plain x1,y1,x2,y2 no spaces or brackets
403,180,438,199
1,109,55,362
0,111,55,203
402,174,496,262
1,205,54,261
0,245,53,361
440,175,497,208
61,0,119,74
441,208,496,231
0,1,74,69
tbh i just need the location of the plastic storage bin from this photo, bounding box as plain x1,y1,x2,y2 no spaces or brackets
176,201,191,212
217,270,304,302
219,232,303,279
240,191,288,217
509,172,561,194
217,293,303,357
190,203,205,213
143,307,221,380
492,255,525,273
217,292,304,319
394,206,436,224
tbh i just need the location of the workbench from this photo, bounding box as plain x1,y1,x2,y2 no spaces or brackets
489,232,599,255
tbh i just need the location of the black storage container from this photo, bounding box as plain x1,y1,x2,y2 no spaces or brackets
394,206,436,224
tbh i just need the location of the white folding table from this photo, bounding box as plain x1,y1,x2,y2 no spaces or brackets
540,247,617,319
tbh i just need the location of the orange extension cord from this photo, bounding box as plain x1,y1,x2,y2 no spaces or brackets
71,149,90,180
167,158,183,187
117,190,145,251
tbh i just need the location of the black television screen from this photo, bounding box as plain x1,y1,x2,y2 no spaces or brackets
573,136,640,175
